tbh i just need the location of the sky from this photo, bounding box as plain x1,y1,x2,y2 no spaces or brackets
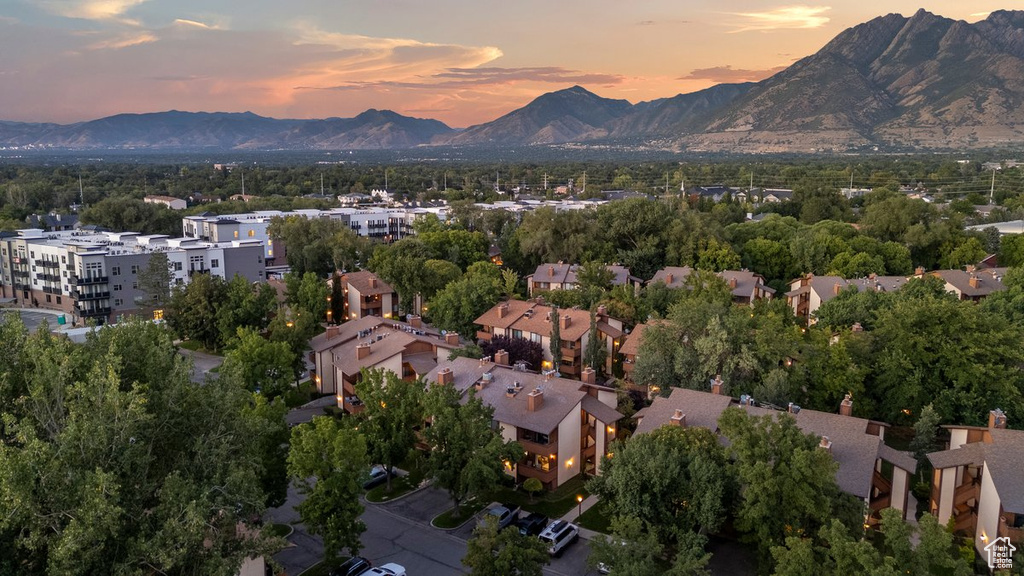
0,1,1017,127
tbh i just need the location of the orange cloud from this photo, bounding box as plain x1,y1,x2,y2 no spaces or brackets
727,5,831,33
679,65,787,83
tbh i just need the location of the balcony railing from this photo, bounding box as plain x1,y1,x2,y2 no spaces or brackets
75,306,111,317
74,290,110,301
517,437,557,456
517,462,557,485
36,273,61,283
476,330,493,341
73,275,108,286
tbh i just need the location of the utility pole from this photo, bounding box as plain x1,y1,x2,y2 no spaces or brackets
320,173,324,195
543,173,549,190
665,172,669,194
990,168,996,205
443,171,447,191
582,171,587,194
241,170,245,195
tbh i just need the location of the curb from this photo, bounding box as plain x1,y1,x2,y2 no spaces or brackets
429,500,489,532
363,479,432,505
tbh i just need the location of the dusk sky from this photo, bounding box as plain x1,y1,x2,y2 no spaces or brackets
0,1,1015,127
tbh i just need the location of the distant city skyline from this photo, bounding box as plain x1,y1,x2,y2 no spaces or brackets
0,1,1010,127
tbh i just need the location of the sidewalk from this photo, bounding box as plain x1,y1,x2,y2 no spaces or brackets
559,494,603,541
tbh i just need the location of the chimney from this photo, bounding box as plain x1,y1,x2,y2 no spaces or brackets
728,276,738,289
560,314,571,330
666,272,673,285
369,276,378,289
989,408,1007,429
581,367,596,384
966,264,976,273
788,402,801,414
326,325,340,340
915,266,925,276
498,302,509,318
494,349,510,366
739,394,755,407
839,394,853,417
819,436,833,452
833,282,842,295
407,314,422,329
527,387,544,411
356,342,371,360
710,375,723,395
969,275,980,289
868,273,876,280
596,304,607,318
548,265,555,277
445,332,460,346
670,409,686,427
851,322,863,333
437,367,454,385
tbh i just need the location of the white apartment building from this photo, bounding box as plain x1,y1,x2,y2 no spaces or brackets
0,228,265,325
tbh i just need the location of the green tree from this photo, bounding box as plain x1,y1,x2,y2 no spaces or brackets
462,515,549,576
221,326,295,398
353,369,425,492
368,238,435,313
589,425,730,547
216,275,278,346
908,403,941,468
427,262,502,337
523,477,543,503
500,268,520,300
288,416,369,563
939,237,987,269
136,251,173,309
268,215,369,277
423,383,522,515
577,261,616,309
717,407,860,569
588,516,664,576
268,306,318,381
696,238,742,271
548,306,561,368
166,272,227,351
0,316,283,575
286,271,330,322
583,309,607,375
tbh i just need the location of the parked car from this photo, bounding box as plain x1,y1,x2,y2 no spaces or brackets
364,563,406,576
516,512,549,536
538,520,579,557
329,556,371,576
479,504,520,531
362,465,388,489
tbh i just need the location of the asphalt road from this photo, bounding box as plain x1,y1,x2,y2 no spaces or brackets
176,347,224,383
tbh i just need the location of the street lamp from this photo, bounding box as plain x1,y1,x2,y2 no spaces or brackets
576,494,583,518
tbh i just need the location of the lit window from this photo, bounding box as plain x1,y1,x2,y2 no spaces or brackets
247,230,255,237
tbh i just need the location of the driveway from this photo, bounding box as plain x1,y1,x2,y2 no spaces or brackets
176,348,224,383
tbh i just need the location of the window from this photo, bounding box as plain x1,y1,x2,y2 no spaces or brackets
61,255,66,263
112,266,121,276
45,295,51,303
174,262,182,271
30,251,34,258
176,278,183,285
531,333,542,344
56,296,61,304
512,330,523,339
132,282,138,290
247,230,255,237
233,231,239,239
130,265,139,274
113,284,123,291
211,259,219,268
114,298,123,307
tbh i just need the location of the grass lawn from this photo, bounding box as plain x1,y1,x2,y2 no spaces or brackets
284,380,318,408
177,340,222,355
433,497,488,529
576,500,612,534
484,475,590,518
297,557,348,576
366,474,422,503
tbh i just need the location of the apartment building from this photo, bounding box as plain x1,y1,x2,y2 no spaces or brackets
526,263,640,296
924,266,1008,302
428,355,623,490
307,314,459,413
331,270,399,320
635,387,917,522
649,266,775,305
475,300,625,379
0,228,265,325
927,409,1024,556
182,206,448,263
785,273,908,323
143,195,187,210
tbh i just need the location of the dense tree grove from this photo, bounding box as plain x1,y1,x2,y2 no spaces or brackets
0,315,286,575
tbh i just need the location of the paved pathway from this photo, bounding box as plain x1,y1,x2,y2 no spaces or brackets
175,347,224,383
286,395,337,427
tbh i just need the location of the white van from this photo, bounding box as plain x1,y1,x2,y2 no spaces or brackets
538,520,579,557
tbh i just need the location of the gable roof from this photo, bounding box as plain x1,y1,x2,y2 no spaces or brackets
475,299,605,342
930,427,1024,514
932,268,1007,298
342,270,395,296
530,263,638,287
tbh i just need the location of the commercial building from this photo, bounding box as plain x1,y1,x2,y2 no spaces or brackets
0,228,265,325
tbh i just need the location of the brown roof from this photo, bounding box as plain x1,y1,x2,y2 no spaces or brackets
582,395,625,424
635,388,915,499
650,267,774,300
531,263,638,287
785,274,905,305
329,326,454,376
426,357,622,434
474,299,537,331
932,269,1007,298
928,428,1024,513
310,315,440,353
343,270,395,296
596,320,623,339
475,300,603,343
649,266,692,289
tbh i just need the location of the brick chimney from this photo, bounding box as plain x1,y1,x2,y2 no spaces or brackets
989,408,1008,429
527,387,544,411
494,349,510,366
710,374,723,395
666,272,673,285
581,367,596,384
560,314,571,330
498,302,509,318
437,367,454,385
966,264,976,273
819,436,832,452
670,409,686,427
833,282,842,295
851,322,863,333
369,276,378,289
326,325,340,340
969,275,981,289
788,402,801,414
407,314,422,329
356,342,371,360
729,276,738,289
445,332,460,346
839,393,853,417
915,266,925,276
548,265,555,277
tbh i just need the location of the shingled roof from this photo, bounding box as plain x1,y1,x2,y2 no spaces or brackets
928,426,1024,514
342,270,395,296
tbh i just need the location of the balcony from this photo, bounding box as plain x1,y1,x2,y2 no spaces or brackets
343,396,365,415
73,275,108,286
39,260,60,269
42,286,59,294
517,437,557,456
75,290,110,301
188,269,211,278
998,517,1024,543
953,481,979,508
476,330,493,342
76,306,111,318
517,462,557,485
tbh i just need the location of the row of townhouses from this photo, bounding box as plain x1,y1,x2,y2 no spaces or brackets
0,228,265,325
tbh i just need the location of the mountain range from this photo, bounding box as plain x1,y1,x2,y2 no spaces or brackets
4,9,1024,153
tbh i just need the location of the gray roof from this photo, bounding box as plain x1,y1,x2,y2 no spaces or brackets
635,388,733,434
927,442,986,470
984,429,1024,514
